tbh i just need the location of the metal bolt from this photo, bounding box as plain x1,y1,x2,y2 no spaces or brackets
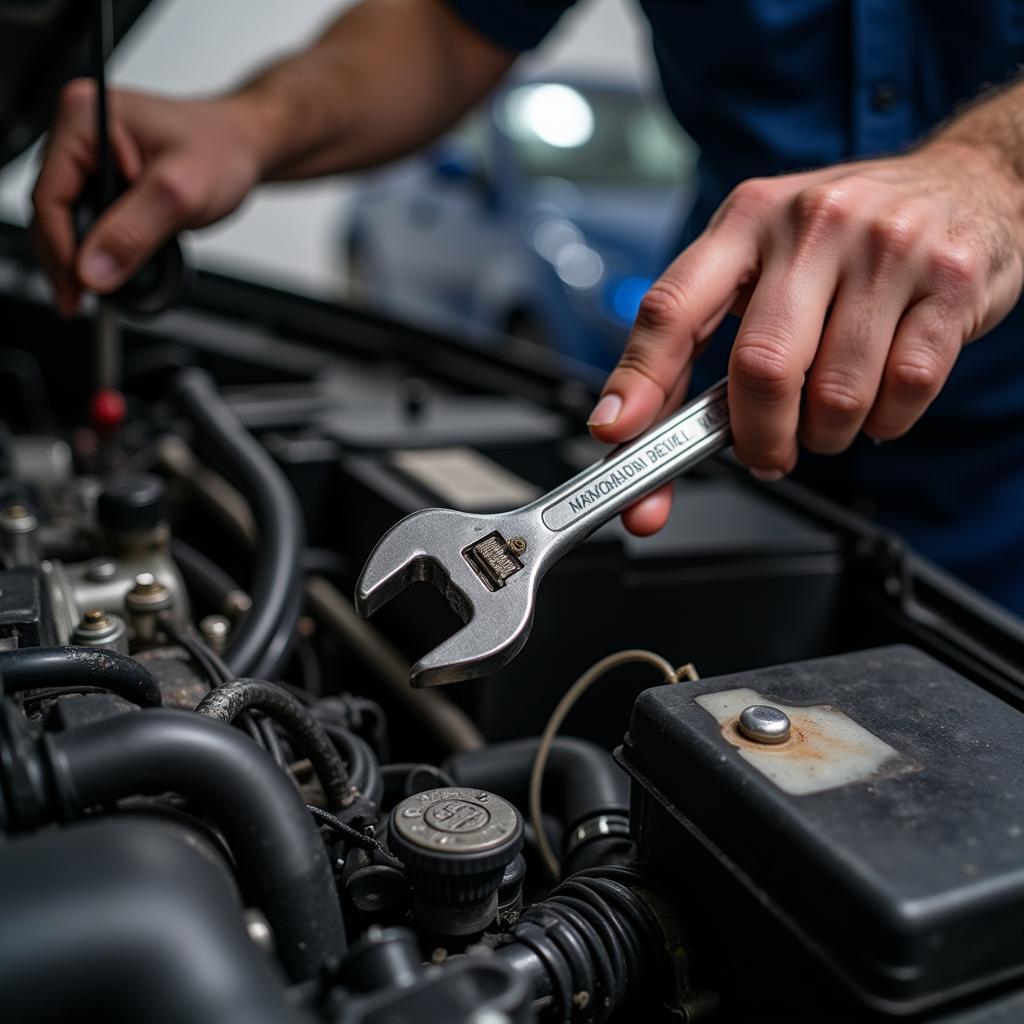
85,557,118,582
125,572,172,646
131,572,160,595
738,705,791,745
72,608,129,654
80,608,111,630
3,504,29,520
199,614,231,656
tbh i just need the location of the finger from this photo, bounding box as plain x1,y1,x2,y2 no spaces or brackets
76,158,193,293
621,484,674,535
31,80,98,314
861,298,962,440
728,254,839,477
619,367,691,535
589,227,757,445
800,277,910,454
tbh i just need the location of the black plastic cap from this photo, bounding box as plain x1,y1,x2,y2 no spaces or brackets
389,788,523,906
97,473,166,534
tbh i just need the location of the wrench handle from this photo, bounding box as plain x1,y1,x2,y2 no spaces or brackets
537,379,731,535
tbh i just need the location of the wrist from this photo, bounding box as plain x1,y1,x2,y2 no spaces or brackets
214,83,294,183
923,133,1024,244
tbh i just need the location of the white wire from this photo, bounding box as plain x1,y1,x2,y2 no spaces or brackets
528,649,698,881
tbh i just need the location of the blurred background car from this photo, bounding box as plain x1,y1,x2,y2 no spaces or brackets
337,76,698,368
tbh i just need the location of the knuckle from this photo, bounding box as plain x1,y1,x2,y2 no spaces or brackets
793,184,852,235
149,166,199,219
867,209,918,266
886,356,944,403
926,243,983,295
634,277,690,336
731,340,797,401
808,376,870,419
720,177,777,221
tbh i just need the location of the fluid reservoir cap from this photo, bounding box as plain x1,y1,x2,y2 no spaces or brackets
390,788,523,905
97,473,166,534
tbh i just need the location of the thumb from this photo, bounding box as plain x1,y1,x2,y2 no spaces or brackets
589,229,755,445
76,160,195,293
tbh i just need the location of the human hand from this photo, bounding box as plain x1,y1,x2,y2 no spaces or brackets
589,141,1024,535
31,79,268,315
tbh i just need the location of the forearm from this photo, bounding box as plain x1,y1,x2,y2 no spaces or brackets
223,0,514,182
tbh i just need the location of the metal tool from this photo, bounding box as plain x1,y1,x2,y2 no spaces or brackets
355,378,731,686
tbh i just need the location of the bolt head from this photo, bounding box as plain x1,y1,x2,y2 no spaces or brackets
131,572,159,594
738,704,791,745
81,609,109,627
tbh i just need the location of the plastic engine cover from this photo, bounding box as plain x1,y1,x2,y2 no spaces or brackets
619,645,1024,1014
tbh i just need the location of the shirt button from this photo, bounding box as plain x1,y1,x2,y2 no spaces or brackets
871,81,899,112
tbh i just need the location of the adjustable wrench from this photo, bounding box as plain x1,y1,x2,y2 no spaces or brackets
355,378,731,686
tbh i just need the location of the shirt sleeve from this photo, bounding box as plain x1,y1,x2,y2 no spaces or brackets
441,0,577,52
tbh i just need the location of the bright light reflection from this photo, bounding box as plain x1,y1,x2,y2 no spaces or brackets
507,84,595,149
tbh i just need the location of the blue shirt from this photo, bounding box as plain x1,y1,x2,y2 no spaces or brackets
444,0,1024,615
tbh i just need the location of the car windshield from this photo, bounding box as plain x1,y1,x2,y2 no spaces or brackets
497,82,694,187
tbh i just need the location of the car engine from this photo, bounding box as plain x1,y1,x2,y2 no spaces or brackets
1,225,1024,1024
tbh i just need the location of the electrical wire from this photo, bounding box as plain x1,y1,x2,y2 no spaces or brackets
305,805,401,867
528,650,698,881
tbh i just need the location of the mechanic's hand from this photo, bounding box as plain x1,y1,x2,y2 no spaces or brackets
589,141,1024,535
31,79,265,316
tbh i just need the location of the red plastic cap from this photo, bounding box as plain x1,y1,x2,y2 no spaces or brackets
90,388,127,433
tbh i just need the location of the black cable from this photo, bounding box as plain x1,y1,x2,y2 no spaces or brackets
321,722,383,808
21,686,123,706
195,679,350,809
174,369,305,680
306,805,400,866
0,646,161,708
158,617,272,755
381,763,455,805
170,538,244,616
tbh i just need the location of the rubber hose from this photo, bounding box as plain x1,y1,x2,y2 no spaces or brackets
170,537,245,615
0,646,161,708
161,439,482,756
444,737,630,870
174,369,304,680
496,864,674,1024
195,678,350,809
45,709,345,980
0,821,308,1024
321,722,384,808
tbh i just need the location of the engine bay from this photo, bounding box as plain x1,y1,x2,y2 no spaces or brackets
2,223,1024,1023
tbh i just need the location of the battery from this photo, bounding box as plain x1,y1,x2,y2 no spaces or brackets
619,645,1024,1014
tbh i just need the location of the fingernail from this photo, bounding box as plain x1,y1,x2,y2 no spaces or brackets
79,249,120,289
750,468,784,482
587,393,622,427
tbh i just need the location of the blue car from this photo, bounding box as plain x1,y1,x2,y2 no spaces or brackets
339,76,698,368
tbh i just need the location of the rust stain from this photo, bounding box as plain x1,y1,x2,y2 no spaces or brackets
720,709,872,761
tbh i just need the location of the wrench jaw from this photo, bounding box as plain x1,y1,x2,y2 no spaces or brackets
354,509,473,620
410,581,536,688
